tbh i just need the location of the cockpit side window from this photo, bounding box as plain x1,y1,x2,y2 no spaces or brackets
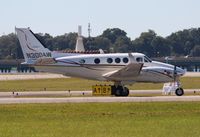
136,57,143,63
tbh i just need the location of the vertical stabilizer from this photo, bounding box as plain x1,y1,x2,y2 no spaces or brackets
75,26,85,52
15,28,52,64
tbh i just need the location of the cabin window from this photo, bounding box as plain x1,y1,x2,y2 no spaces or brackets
94,58,100,64
79,59,85,64
115,58,121,63
107,58,113,63
123,57,129,63
136,57,143,63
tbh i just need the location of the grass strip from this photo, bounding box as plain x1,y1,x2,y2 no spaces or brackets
0,77,199,92
0,102,200,137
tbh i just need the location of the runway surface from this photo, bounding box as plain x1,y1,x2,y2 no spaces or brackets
1,96,200,104
0,89,199,98
0,89,199,104
0,73,69,81
0,72,199,104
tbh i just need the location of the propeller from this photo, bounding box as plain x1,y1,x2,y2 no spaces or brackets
173,65,177,82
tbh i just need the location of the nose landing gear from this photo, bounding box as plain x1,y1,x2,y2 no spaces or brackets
163,81,184,96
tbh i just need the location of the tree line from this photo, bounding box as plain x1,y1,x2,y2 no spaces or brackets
0,27,200,60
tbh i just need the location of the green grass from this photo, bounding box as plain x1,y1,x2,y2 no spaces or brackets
0,102,200,137
0,77,199,92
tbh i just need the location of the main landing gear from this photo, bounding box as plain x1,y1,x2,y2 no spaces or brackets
92,84,129,96
112,82,129,97
112,86,129,96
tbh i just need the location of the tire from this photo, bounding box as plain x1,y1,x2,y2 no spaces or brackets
175,88,184,96
115,89,121,96
122,87,129,96
114,86,123,96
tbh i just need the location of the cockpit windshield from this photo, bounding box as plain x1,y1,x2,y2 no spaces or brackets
144,56,152,63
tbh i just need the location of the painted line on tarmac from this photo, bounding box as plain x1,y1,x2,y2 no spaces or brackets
0,89,199,98
1,96,200,104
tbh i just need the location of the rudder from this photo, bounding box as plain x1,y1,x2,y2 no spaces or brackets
15,27,52,64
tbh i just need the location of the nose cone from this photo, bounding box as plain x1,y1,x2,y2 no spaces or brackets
175,67,186,76
152,61,186,77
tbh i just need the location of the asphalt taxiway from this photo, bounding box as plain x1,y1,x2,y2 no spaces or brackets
1,96,200,104
0,89,199,104
0,72,199,104
0,89,199,98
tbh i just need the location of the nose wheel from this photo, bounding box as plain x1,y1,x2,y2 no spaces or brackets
175,88,184,96
175,81,184,96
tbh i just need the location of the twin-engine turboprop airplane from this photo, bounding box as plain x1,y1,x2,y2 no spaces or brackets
15,27,186,96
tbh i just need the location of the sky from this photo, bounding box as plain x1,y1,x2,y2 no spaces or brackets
0,0,200,39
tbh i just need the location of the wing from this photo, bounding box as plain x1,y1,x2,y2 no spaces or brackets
103,63,143,81
35,57,57,65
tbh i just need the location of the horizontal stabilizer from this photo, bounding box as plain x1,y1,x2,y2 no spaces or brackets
35,58,56,65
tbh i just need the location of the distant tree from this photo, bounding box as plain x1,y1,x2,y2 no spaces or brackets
0,33,21,59
101,28,132,52
151,36,171,57
53,33,77,50
114,36,132,53
132,30,156,57
166,28,200,56
101,28,127,43
84,36,111,52
167,32,185,56
53,35,68,50
1,27,200,60
190,45,200,57
184,41,194,56
94,37,111,51
65,33,77,50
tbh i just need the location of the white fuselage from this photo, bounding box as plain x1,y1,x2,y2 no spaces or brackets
34,53,185,85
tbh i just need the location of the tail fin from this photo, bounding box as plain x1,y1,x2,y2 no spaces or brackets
15,27,52,64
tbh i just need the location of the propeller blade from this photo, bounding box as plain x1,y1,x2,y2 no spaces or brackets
173,65,177,82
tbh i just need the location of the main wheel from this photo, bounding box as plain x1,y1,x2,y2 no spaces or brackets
114,86,129,97
114,86,123,96
122,87,129,96
175,88,184,96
